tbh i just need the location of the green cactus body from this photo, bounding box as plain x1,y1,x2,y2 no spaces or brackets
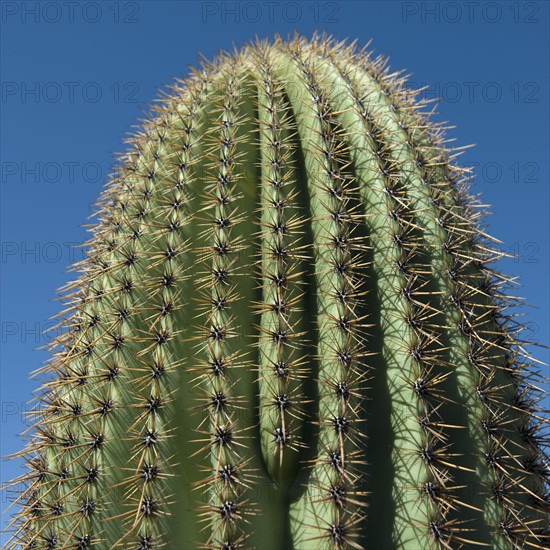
4,34,548,550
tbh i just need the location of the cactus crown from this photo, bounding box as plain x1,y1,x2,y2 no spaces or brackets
3,33,548,550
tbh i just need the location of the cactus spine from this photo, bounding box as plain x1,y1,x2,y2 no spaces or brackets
3,34,548,549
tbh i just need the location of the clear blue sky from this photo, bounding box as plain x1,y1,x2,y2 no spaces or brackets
1,1,548,539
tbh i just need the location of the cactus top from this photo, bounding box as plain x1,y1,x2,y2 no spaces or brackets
4,33,548,550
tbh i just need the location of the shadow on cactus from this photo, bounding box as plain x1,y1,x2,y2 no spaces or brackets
3,33,549,550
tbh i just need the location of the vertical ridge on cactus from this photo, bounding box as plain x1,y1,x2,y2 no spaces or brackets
3,33,548,549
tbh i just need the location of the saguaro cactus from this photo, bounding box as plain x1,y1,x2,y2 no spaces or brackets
4,34,548,549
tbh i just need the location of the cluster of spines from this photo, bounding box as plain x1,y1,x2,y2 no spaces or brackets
318,39,480,547
109,68,214,549
192,54,250,550
252,43,307,475
96,67,216,548
336,35,549,547
280,42,369,549
371,50,548,548
301,40,440,549
4,60,213,549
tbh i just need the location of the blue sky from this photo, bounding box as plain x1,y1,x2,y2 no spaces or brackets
1,0,548,539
